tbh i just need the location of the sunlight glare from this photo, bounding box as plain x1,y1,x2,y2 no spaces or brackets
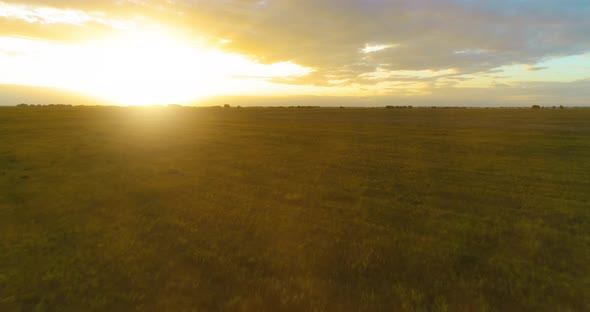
69,31,230,105
0,28,313,105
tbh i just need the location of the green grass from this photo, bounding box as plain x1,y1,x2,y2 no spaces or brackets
1,106,589,311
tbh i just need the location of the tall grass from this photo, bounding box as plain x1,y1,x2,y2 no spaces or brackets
1,106,589,311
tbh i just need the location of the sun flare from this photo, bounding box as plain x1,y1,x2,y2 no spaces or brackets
70,31,227,106
0,28,312,106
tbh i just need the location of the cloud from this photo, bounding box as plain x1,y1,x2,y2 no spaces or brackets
0,84,110,105
492,82,511,88
524,65,549,71
1,0,589,97
144,0,589,89
0,1,142,41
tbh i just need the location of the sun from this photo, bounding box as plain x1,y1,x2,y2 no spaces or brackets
64,30,227,106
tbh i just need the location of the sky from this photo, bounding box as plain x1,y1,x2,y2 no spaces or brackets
0,0,589,106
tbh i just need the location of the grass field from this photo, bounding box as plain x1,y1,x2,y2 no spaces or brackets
1,106,589,311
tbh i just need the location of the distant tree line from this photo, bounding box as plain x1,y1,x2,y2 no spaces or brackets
220,105,321,109
532,105,565,109
16,103,73,107
385,105,413,109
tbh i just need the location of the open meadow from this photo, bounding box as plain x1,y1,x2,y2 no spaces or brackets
1,106,589,311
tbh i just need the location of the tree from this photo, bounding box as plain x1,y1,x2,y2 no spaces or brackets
531,105,541,109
